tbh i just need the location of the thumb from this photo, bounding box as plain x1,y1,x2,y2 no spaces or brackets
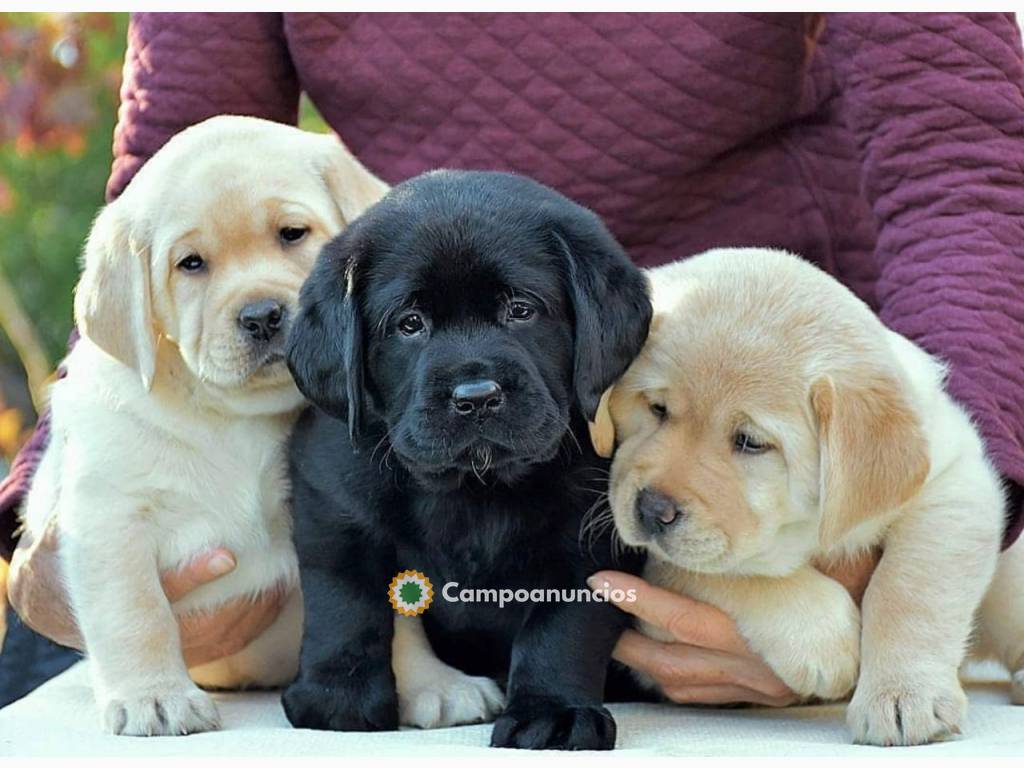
161,548,236,603
588,569,746,654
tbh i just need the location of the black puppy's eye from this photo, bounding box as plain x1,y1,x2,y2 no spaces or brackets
506,300,535,322
649,402,668,421
397,312,425,337
279,226,309,245
177,254,205,273
734,431,771,454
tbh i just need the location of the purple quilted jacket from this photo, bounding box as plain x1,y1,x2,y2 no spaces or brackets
2,12,1023,557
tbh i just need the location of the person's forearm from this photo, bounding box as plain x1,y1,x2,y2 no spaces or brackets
7,520,82,648
9,529,287,663
825,13,1024,535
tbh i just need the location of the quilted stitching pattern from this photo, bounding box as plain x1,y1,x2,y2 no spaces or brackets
2,12,1023,557
826,13,1024,544
284,13,818,265
107,12,300,200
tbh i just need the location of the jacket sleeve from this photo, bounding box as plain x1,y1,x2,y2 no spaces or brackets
107,12,300,200
825,12,1024,545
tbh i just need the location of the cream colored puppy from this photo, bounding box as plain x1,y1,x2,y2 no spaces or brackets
592,248,1020,746
20,116,502,736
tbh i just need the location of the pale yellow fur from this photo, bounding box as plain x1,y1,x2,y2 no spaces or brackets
593,248,1014,746
19,116,503,736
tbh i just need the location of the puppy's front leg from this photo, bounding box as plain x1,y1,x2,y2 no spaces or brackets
491,597,626,751
282,524,398,732
659,563,861,701
63,494,218,736
393,616,505,728
848,493,1000,746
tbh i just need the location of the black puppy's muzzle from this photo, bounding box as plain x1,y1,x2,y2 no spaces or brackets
390,342,567,479
452,379,505,417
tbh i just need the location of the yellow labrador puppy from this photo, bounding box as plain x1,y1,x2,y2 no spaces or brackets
591,248,1021,746
19,116,502,736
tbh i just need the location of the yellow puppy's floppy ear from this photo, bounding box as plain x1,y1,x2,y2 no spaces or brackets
319,135,390,225
589,387,616,458
74,202,157,390
811,372,930,549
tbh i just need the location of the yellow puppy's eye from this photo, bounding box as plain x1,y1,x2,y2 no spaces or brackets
279,226,309,245
649,401,668,421
734,431,771,454
177,253,205,273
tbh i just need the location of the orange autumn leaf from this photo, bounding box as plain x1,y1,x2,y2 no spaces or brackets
0,407,24,460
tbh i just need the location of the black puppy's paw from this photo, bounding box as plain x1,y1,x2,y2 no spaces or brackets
490,699,616,751
282,677,398,732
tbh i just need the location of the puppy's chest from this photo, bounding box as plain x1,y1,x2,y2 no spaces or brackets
149,423,291,567
399,508,535,585
394,484,592,586
396,500,553,644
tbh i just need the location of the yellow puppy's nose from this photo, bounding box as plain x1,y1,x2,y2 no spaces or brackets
239,299,285,342
635,488,683,535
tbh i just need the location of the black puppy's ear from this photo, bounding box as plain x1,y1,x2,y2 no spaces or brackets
286,236,367,441
554,213,652,422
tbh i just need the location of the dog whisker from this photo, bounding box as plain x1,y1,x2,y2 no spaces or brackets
565,424,583,456
370,433,391,466
552,416,583,460
470,444,493,484
578,492,617,559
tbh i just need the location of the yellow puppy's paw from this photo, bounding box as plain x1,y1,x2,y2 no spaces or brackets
101,684,220,736
398,666,505,729
1011,669,1024,705
847,674,966,746
742,582,861,701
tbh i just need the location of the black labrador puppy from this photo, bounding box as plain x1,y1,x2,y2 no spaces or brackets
282,170,652,750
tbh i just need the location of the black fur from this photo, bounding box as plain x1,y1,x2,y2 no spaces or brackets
282,171,652,750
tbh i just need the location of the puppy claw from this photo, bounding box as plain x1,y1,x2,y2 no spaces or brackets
404,691,441,729
1011,670,1024,705
848,677,966,746
102,686,219,737
400,669,505,729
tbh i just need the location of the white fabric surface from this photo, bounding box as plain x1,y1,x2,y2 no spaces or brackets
2,661,1023,756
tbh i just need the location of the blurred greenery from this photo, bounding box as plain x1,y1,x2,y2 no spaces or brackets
0,12,128,465
0,12,330,468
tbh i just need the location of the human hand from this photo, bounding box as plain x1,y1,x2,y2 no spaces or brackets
164,552,288,668
591,550,879,706
8,519,286,667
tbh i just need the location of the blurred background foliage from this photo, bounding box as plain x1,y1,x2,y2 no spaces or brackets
0,12,328,475
0,11,331,696
0,12,128,474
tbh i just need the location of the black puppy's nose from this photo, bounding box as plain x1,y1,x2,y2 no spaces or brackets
452,379,504,416
635,488,683,536
239,300,284,342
